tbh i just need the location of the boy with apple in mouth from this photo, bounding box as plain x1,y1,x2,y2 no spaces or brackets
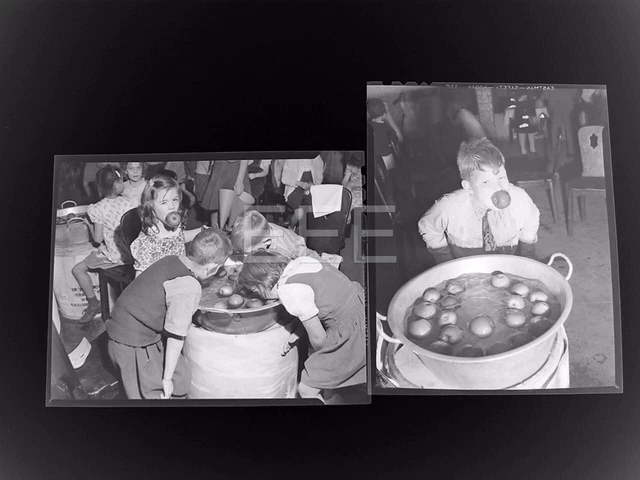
105,227,232,399
418,138,540,264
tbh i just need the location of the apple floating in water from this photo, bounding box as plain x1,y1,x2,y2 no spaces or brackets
491,271,511,288
438,310,458,327
509,332,534,349
491,190,511,209
440,295,461,309
218,284,234,297
511,283,530,297
529,316,553,337
487,342,510,356
408,319,433,338
531,301,550,316
227,294,245,309
469,315,495,338
165,211,182,227
428,340,452,355
505,294,526,310
458,345,485,357
214,268,228,278
212,300,228,310
446,281,465,295
504,308,527,328
529,290,549,303
413,302,438,319
244,298,264,309
439,325,464,344
422,288,441,303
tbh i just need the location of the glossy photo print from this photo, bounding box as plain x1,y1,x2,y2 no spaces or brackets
48,152,369,406
367,83,620,394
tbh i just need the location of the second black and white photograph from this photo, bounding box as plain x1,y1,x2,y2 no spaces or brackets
367,83,620,393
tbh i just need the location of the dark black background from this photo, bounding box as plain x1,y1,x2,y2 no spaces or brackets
2,0,639,478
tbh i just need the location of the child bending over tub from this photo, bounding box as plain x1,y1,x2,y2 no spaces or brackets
237,251,367,402
72,165,138,324
418,138,540,264
229,210,322,262
106,227,233,399
130,174,205,276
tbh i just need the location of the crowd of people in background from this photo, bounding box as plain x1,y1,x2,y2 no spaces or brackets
53,154,367,400
56,153,364,232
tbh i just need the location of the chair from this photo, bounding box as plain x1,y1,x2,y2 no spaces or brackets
565,125,607,236
96,208,142,321
511,128,564,225
303,186,352,255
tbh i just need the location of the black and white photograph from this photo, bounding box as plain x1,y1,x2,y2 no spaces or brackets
48,152,368,405
368,83,620,392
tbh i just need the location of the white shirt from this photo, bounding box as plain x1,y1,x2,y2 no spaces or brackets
418,186,540,251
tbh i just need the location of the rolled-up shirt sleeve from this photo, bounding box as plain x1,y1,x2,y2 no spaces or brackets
163,276,202,338
278,283,319,322
518,191,540,244
418,202,449,251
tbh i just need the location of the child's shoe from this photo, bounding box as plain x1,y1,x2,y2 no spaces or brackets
78,302,102,324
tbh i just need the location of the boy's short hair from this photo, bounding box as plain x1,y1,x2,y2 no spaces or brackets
456,138,506,181
230,211,270,253
186,227,233,266
237,251,290,300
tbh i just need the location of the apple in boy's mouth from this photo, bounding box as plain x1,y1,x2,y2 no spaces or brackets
491,190,511,209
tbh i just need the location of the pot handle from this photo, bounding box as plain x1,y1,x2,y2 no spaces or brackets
547,253,573,281
60,200,77,209
376,312,402,388
66,217,86,226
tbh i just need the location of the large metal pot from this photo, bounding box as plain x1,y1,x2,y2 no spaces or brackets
194,300,295,335
381,253,573,390
55,201,91,245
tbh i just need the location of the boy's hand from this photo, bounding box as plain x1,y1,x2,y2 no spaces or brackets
161,378,174,399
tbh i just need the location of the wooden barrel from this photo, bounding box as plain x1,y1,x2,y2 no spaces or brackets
184,320,301,399
53,242,114,321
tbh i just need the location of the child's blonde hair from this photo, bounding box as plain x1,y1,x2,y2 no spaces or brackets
230,211,270,253
186,227,233,267
456,138,506,182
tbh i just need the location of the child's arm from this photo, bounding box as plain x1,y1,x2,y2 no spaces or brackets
84,218,104,244
249,162,270,180
301,316,327,351
234,160,250,195
162,276,202,398
418,202,454,264
161,336,184,398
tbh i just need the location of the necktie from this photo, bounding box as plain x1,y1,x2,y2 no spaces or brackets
483,210,497,252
